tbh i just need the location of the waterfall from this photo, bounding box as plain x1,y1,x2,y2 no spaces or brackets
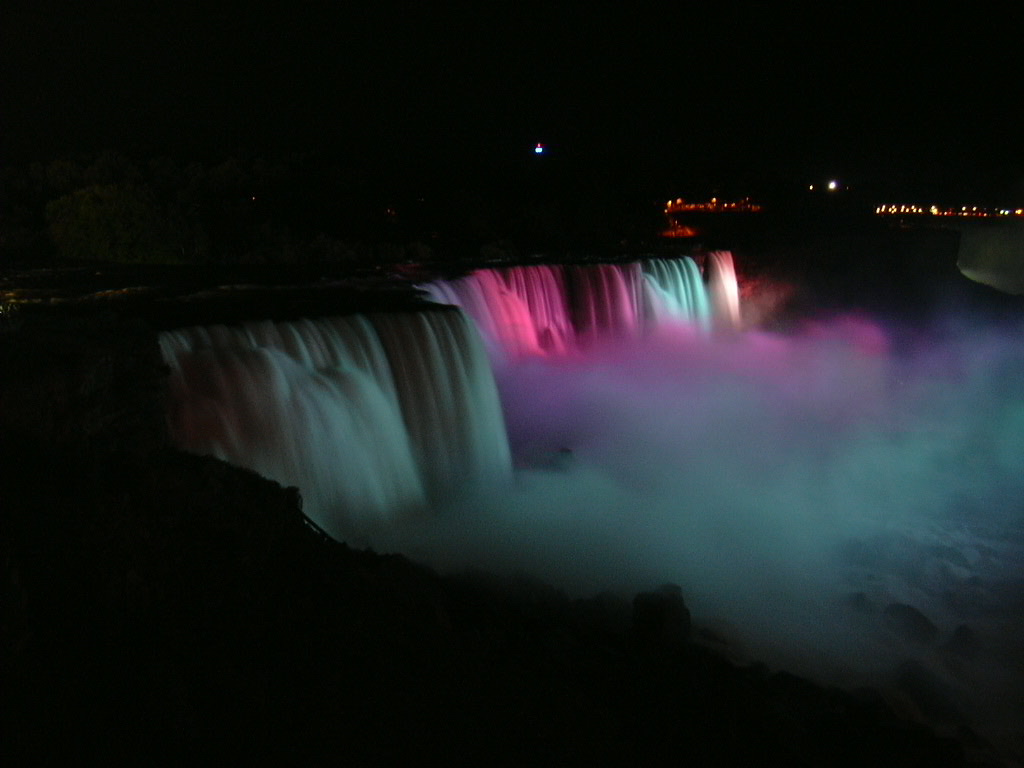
420,254,737,361
159,254,741,541
422,266,574,360
706,250,741,330
159,308,511,543
152,252,1024,755
641,256,711,331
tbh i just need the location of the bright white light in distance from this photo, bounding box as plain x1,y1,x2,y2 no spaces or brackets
828,180,839,191
534,143,545,154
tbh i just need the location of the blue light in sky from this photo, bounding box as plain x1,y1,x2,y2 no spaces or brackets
534,143,545,154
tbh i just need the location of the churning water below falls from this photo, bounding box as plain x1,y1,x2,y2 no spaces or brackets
160,254,1024,755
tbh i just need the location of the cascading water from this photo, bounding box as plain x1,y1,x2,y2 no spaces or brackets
568,262,645,342
159,308,511,543
423,266,573,360
640,256,711,331
706,250,741,330
419,253,737,362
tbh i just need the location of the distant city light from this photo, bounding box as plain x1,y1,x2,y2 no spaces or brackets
808,181,843,192
660,195,761,238
875,203,1024,219
662,197,762,215
534,143,545,154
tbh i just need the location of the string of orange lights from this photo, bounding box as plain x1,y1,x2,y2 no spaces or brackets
875,204,1023,219
663,198,763,214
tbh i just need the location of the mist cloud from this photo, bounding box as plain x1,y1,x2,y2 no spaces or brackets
382,310,1024,748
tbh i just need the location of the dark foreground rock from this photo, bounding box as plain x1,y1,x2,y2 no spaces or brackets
0,310,986,766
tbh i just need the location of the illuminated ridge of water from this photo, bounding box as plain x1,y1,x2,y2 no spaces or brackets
420,253,739,362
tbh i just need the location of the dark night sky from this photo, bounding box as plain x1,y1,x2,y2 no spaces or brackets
3,1,1022,204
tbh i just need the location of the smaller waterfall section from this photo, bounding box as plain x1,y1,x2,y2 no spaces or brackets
706,250,741,330
159,309,512,544
420,253,739,362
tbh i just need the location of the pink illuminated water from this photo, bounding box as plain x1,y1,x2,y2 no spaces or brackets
420,254,736,362
707,250,741,330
